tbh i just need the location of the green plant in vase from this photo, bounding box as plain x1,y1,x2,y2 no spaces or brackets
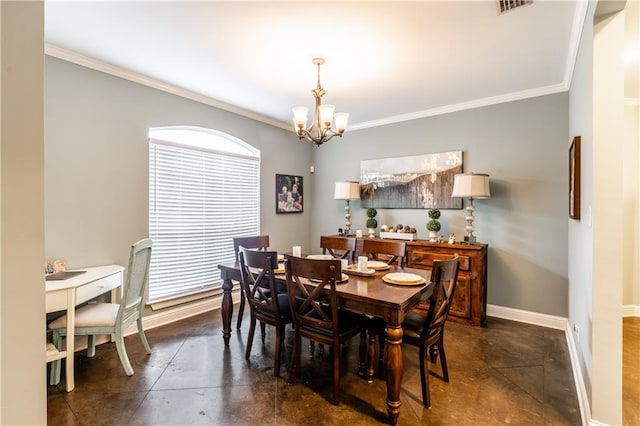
366,208,378,238
426,207,441,242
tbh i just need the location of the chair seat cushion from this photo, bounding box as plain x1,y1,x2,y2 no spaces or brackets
255,293,292,321
304,307,363,338
402,310,426,340
48,303,119,330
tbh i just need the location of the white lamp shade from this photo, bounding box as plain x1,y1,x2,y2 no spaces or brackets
334,112,349,133
451,173,491,199
318,104,335,127
334,181,360,200
292,106,309,129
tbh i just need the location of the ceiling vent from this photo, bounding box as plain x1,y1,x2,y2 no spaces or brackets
498,0,531,14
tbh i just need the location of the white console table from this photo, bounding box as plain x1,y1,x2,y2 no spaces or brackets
46,264,124,391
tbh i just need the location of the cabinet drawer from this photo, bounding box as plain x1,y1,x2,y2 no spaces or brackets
76,272,121,305
409,251,470,271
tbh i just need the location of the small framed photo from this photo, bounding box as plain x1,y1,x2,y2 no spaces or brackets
569,136,581,220
276,174,303,214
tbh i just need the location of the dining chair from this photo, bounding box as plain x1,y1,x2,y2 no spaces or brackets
284,255,365,405
233,235,270,329
402,255,460,407
238,247,292,377
320,235,357,261
361,238,407,266
49,238,153,383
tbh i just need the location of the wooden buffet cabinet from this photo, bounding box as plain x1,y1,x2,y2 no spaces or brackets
404,240,487,327
325,235,488,327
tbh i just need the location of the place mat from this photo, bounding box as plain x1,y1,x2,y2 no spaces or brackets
273,263,285,274
343,265,375,277
382,272,426,286
306,254,334,260
367,261,390,271
310,273,349,283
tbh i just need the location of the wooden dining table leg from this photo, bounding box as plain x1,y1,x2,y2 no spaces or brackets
385,323,403,425
221,275,233,346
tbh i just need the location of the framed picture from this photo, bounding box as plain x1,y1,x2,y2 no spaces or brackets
569,136,581,220
359,151,463,209
276,174,303,214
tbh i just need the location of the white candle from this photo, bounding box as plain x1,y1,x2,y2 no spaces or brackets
357,256,368,272
341,259,348,271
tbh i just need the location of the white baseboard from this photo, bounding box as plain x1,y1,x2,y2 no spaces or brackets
124,288,240,336
487,304,568,330
565,322,591,426
623,305,640,317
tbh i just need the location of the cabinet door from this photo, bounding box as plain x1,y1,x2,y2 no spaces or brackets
449,272,472,320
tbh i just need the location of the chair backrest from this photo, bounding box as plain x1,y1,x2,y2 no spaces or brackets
362,238,407,266
233,235,270,261
285,255,342,342
320,235,357,260
422,255,460,344
118,238,153,327
238,247,281,318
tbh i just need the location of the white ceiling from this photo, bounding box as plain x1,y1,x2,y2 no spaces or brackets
45,1,588,130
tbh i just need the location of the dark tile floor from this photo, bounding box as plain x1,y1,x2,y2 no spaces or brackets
624,317,640,426
48,309,581,425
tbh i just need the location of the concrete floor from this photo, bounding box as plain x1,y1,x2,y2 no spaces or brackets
48,308,581,425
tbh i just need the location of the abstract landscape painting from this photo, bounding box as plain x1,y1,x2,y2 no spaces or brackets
359,151,463,209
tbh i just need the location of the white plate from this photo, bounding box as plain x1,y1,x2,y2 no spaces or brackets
382,272,426,286
306,254,334,260
367,261,391,271
310,273,349,283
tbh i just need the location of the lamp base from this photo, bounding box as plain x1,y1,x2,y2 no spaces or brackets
463,234,477,244
344,200,352,236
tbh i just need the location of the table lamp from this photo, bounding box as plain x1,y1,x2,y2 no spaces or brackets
451,173,490,244
334,181,360,236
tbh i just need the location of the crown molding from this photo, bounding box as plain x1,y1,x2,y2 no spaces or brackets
564,0,590,90
349,83,568,131
44,43,292,132
46,39,580,133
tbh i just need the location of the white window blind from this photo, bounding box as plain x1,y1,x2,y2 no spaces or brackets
148,127,260,304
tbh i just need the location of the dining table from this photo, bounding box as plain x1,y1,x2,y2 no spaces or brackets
217,258,433,425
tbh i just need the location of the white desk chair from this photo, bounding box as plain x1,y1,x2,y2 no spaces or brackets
49,239,152,384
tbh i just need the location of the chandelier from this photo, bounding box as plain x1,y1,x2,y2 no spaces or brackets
292,57,349,146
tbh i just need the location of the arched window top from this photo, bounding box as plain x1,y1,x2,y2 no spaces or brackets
149,126,260,159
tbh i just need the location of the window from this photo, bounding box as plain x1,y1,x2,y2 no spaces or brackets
148,126,260,304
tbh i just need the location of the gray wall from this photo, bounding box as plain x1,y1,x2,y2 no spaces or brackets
46,55,570,320
311,94,569,317
45,56,313,270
